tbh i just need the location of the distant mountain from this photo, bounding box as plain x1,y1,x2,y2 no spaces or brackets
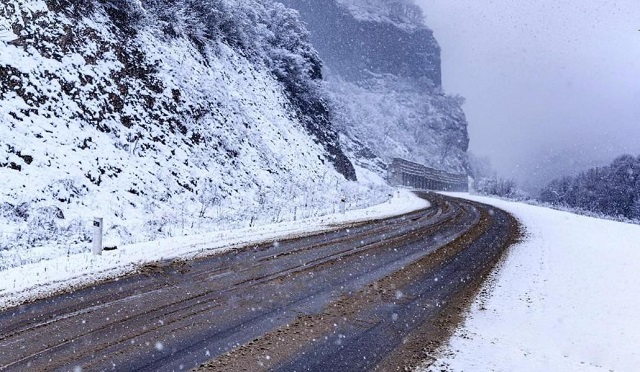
280,0,470,174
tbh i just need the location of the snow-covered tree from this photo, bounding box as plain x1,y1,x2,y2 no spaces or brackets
540,154,640,220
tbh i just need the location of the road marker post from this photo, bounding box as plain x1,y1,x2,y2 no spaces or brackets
92,217,103,255
340,196,346,214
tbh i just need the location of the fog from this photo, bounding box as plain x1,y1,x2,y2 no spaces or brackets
416,0,640,192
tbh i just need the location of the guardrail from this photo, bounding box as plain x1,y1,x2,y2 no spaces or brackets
387,158,468,192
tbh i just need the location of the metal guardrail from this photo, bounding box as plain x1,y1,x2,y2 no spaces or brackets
387,158,468,192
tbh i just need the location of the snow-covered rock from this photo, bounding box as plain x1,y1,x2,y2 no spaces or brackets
335,0,426,30
281,0,470,174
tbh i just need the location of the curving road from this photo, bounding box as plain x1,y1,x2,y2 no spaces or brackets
0,192,519,371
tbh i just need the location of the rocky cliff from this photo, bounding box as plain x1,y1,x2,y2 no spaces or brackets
280,0,441,85
281,0,470,174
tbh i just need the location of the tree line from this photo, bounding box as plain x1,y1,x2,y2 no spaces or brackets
540,154,640,220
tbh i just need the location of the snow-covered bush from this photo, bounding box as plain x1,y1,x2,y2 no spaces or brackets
21,207,64,245
0,202,26,222
475,178,518,198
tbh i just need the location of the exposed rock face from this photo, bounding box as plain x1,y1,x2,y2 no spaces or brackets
281,0,441,86
281,0,470,174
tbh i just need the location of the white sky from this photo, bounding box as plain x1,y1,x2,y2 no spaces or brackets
416,0,640,190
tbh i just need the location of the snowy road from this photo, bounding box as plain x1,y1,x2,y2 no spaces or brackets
422,194,640,372
0,193,519,371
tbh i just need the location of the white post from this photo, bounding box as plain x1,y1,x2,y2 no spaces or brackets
92,217,103,255
340,196,346,214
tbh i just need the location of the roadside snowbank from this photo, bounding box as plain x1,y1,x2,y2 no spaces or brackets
421,193,640,372
0,189,428,309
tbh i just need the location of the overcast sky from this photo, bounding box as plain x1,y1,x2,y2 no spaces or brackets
416,0,640,191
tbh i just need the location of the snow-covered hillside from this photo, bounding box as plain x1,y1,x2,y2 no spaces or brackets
421,194,640,371
0,0,388,268
329,75,468,173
